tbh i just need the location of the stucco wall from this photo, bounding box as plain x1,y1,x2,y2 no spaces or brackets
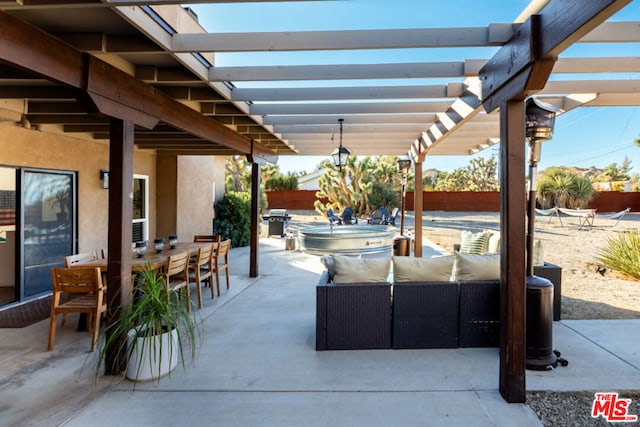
156,154,178,238
154,155,224,242
0,122,156,253
177,156,219,240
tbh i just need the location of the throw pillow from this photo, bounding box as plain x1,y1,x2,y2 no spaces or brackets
487,231,501,253
320,255,336,279
321,254,363,280
392,255,455,282
453,251,500,281
332,255,391,284
459,230,491,255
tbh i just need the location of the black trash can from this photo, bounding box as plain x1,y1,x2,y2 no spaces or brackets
525,275,557,370
393,235,411,256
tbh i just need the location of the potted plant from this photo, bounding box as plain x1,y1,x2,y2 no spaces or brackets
96,266,200,383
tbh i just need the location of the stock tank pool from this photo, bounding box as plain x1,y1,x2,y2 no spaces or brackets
298,225,395,256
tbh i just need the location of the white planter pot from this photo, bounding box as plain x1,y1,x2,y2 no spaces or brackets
125,327,179,381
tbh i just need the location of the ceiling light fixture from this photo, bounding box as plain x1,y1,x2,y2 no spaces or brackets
330,118,351,170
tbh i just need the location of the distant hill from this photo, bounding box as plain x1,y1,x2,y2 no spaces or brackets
423,168,441,179
539,165,604,180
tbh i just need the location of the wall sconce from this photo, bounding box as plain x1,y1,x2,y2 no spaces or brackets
99,169,109,189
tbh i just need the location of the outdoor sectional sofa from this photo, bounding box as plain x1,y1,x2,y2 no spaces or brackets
315,254,561,351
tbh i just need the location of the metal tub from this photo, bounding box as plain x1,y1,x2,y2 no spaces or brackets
299,225,395,256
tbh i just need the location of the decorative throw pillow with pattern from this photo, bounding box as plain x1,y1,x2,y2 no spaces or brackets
459,230,492,255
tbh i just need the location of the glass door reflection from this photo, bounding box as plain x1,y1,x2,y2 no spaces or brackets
20,169,76,299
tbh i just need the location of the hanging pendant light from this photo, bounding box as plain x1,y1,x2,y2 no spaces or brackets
330,118,351,170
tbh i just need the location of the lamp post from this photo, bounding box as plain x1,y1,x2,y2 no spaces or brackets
330,118,351,171
397,159,412,236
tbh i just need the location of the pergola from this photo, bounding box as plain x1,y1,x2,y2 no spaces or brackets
0,0,636,402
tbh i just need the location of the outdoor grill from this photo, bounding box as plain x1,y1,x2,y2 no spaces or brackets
266,209,291,237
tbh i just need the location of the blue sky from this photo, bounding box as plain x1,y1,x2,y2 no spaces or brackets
190,1,640,175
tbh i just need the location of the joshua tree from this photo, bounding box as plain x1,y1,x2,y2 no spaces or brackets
314,156,405,216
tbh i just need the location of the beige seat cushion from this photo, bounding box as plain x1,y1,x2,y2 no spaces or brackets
392,255,455,282
332,255,391,284
453,252,500,281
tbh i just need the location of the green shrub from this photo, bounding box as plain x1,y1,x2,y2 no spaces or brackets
367,181,399,211
213,192,251,247
265,173,299,191
595,229,640,280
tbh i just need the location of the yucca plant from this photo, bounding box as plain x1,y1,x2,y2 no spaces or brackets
537,167,594,209
595,229,640,280
95,266,200,384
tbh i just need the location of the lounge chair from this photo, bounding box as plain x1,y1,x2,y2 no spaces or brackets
594,208,630,227
534,207,561,224
340,207,358,225
556,207,596,230
367,207,387,225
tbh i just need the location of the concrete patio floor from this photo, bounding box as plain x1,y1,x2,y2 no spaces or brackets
1,237,639,426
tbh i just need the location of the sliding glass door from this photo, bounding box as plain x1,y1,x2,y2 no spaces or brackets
0,167,16,305
19,169,76,300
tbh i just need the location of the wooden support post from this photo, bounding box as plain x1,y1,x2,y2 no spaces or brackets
104,118,134,375
250,161,260,278
498,100,527,402
413,160,423,257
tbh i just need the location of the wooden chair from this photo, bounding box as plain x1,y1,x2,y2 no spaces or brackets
64,251,100,268
211,239,231,297
188,244,214,308
194,235,220,243
48,267,106,352
62,251,104,327
163,251,191,312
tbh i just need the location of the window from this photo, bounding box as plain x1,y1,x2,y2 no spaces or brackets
132,175,148,243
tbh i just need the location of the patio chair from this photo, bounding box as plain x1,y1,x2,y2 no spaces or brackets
48,267,106,352
594,208,630,227
327,208,341,225
194,235,221,243
63,250,105,326
340,207,358,225
163,251,191,312
211,239,231,297
188,244,214,308
367,207,387,225
385,207,399,226
63,251,101,268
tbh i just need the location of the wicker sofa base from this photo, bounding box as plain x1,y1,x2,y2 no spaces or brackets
392,282,460,349
316,263,562,350
316,273,501,350
316,272,392,350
